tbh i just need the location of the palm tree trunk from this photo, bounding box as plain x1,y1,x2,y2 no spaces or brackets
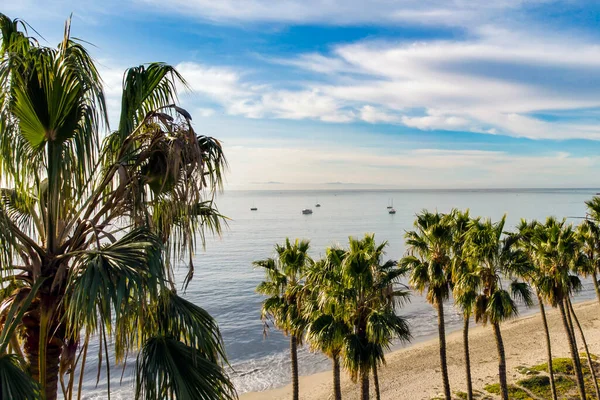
332,354,342,400
538,295,557,400
568,298,600,400
373,363,381,400
360,369,369,400
492,322,508,400
564,298,586,386
558,300,587,400
463,314,473,400
593,269,600,305
22,317,62,400
290,335,299,400
436,298,451,400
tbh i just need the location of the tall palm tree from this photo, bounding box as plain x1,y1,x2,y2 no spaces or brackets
577,219,600,304
400,210,454,400
450,209,475,400
255,238,312,400
304,247,349,400
530,217,587,400
342,234,411,400
0,14,234,400
460,215,533,400
513,219,558,400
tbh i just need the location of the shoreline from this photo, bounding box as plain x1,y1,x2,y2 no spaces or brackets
240,299,600,400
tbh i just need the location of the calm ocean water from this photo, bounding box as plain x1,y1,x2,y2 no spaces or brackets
81,188,600,398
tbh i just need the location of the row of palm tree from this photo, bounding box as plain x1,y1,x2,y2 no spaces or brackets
0,14,235,400
257,200,600,400
255,235,411,400
405,206,600,400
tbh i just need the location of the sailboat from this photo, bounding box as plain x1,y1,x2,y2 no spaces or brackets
315,198,321,207
388,199,396,214
250,201,257,211
387,198,393,209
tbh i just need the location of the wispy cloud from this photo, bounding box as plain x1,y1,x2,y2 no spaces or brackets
137,0,553,27
169,25,600,140
224,144,600,189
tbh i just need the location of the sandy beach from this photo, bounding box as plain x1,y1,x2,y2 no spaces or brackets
240,300,600,400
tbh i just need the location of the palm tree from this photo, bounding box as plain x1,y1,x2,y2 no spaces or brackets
0,14,234,400
255,238,312,400
530,217,587,400
460,215,533,400
342,234,411,400
305,247,349,400
513,219,558,400
577,218,600,304
450,209,475,400
400,210,454,400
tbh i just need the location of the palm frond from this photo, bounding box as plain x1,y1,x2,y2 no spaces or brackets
135,336,236,400
0,354,41,400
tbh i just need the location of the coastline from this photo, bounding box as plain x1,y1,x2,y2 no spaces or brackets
240,300,600,400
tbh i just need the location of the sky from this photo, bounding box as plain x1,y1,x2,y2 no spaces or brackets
5,0,600,189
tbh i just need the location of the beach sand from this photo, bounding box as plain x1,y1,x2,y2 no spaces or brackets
240,300,600,400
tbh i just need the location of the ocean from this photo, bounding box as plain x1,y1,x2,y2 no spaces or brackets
80,188,600,398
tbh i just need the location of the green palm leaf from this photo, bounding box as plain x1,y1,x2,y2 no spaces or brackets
135,336,235,400
0,354,41,400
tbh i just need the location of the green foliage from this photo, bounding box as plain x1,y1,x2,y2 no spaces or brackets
484,383,533,399
518,375,575,398
255,238,312,339
401,210,454,304
340,234,411,382
0,354,41,400
458,216,532,325
531,357,575,375
0,12,231,399
135,336,235,400
292,235,411,388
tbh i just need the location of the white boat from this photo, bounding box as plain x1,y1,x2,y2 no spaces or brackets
302,209,313,215
315,198,321,207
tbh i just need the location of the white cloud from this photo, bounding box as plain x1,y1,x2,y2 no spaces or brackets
360,106,401,124
176,62,356,122
97,24,600,141
176,62,247,100
82,7,600,141
195,108,216,117
274,28,600,139
401,110,472,131
137,0,552,27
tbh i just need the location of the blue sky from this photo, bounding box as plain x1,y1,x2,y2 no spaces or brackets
6,0,600,189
